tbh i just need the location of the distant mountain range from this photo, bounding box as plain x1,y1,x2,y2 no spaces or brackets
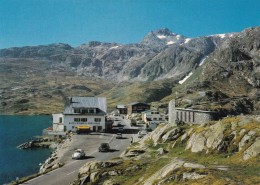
0,28,234,81
0,27,259,115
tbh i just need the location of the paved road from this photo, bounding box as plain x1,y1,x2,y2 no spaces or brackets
23,133,131,185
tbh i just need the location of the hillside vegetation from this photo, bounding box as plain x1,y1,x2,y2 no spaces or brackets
72,115,260,185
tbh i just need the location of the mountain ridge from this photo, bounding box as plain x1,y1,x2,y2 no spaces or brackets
0,27,259,114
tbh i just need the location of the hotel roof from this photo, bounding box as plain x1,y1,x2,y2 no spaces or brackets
64,96,107,114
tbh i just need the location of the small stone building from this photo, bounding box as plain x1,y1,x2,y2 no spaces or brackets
168,99,218,125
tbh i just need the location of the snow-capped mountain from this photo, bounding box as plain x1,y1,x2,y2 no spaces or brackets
141,28,187,47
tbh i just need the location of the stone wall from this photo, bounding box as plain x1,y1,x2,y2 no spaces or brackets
176,109,215,124
168,99,216,125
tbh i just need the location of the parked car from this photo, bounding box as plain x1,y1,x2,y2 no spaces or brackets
99,143,110,152
116,133,123,139
138,130,148,138
72,149,85,159
118,127,124,133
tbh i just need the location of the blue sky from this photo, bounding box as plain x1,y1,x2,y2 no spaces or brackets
0,0,260,49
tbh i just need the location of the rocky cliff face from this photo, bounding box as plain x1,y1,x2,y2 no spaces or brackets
202,27,260,88
163,27,260,115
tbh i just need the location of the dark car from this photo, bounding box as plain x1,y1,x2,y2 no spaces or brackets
99,143,110,152
116,133,123,139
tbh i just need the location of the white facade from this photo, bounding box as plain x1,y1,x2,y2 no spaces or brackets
142,110,165,130
142,110,165,123
63,115,105,132
52,113,64,132
52,97,107,133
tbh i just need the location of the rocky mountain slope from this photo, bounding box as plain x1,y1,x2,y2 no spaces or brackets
162,27,260,115
0,28,231,82
0,27,259,114
72,115,260,185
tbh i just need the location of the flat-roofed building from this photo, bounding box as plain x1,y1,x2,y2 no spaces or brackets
168,99,219,125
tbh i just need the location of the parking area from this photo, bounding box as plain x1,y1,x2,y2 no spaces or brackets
55,115,148,164
57,133,115,163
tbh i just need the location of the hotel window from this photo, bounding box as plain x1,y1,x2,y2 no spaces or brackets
74,109,80,113
81,118,88,122
81,109,87,114
74,118,80,122
94,118,101,122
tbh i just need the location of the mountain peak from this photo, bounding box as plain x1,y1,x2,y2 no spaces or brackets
154,28,173,36
141,28,187,47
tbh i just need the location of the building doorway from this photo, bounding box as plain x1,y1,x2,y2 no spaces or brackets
93,126,96,132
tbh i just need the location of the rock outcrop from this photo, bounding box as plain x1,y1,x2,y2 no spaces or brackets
72,160,123,185
71,115,259,185
243,137,260,160
143,158,208,185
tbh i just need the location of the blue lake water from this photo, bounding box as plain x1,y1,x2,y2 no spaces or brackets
0,115,52,184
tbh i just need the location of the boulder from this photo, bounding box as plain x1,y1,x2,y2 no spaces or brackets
243,138,260,160
204,122,226,150
143,158,185,185
90,171,99,182
239,129,246,136
103,180,115,185
79,161,102,175
186,132,206,152
52,162,62,169
162,127,182,142
239,130,256,151
183,162,205,169
157,148,167,155
108,171,118,176
183,172,207,180
79,160,122,176
149,124,173,146
122,149,146,158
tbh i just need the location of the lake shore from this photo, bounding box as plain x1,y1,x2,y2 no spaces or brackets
39,133,74,174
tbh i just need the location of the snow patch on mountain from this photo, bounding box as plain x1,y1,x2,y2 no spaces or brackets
167,41,175,45
199,56,208,66
184,38,191,43
216,34,226,38
209,33,236,39
179,72,193,84
157,35,166,39
110,46,119,49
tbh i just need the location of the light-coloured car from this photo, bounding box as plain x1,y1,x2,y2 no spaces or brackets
72,149,85,159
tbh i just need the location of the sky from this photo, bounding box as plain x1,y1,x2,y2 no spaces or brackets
0,0,260,49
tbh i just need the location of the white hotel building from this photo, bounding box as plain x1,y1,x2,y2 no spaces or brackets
52,96,107,133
